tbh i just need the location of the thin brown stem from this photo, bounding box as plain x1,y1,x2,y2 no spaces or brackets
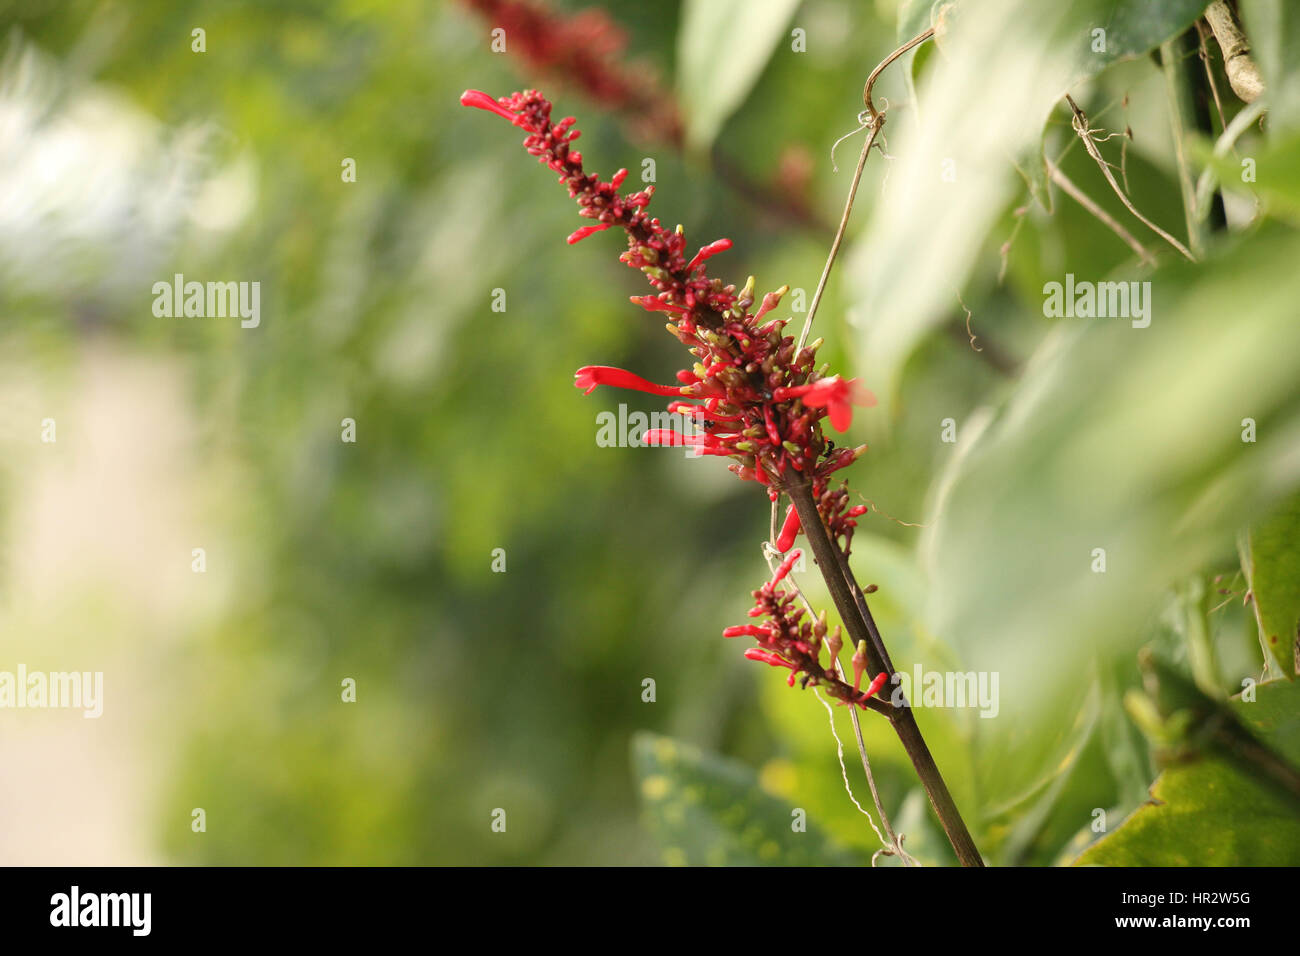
796,27,936,354
1065,94,1196,262
797,121,881,355
1195,19,1230,135
785,477,984,866
1045,158,1156,265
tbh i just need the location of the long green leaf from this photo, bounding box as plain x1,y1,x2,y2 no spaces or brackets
850,0,1208,408
676,0,803,152
918,226,1300,809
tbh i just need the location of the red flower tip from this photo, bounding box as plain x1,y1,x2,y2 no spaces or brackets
753,285,789,323
863,671,889,699
851,640,869,692
630,294,687,315
723,624,771,639
744,648,795,669
771,548,802,585
776,376,876,433
460,89,521,124
573,365,685,397
775,504,801,553
567,222,613,245
685,238,733,273
643,429,688,447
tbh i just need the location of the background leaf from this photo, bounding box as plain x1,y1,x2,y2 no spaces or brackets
1077,679,1300,865
849,0,1209,409
1240,494,1300,678
632,731,868,865
918,225,1300,810
676,0,803,152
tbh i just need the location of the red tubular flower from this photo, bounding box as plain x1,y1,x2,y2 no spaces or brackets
775,504,801,553
744,648,795,669
630,294,687,315
460,89,530,128
862,671,889,699
574,365,684,397
773,376,876,433
644,429,692,446
685,238,732,273
567,223,613,244
771,548,802,585
851,640,869,693
723,624,771,639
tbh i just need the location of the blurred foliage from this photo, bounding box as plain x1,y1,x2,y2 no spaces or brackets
1080,679,1300,865
632,731,867,865
1,0,1298,867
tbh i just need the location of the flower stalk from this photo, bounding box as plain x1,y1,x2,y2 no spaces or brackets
462,75,983,866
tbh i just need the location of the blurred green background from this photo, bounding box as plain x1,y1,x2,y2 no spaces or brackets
2,0,1298,866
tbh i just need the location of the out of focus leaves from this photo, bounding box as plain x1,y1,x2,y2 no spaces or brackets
676,0,801,152
1209,130,1300,222
1239,494,1300,678
632,731,867,865
1077,679,1300,865
850,0,1207,408
919,225,1300,811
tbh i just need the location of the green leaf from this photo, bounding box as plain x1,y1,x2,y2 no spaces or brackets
1240,494,1300,678
917,225,1300,810
1076,679,1300,865
1207,129,1300,224
632,731,867,865
676,0,802,152
849,0,1208,408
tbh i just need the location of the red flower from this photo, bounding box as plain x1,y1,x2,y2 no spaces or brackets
574,365,684,397
862,671,889,700
744,648,796,669
460,89,531,128
458,0,682,144
775,504,801,553
771,548,802,585
685,238,732,273
723,624,772,639
773,376,876,433
567,223,613,244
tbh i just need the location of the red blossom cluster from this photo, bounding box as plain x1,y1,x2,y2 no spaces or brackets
727,550,888,710
459,0,681,142
462,87,882,698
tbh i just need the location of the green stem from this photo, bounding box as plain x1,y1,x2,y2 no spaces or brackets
1160,37,1206,256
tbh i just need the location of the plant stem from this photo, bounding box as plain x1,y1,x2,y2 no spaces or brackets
1064,94,1195,262
796,121,880,354
1045,158,1156,265
1160,37,1207,256
795,27,935,355
1204,0,1264,104
784,477,984,866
